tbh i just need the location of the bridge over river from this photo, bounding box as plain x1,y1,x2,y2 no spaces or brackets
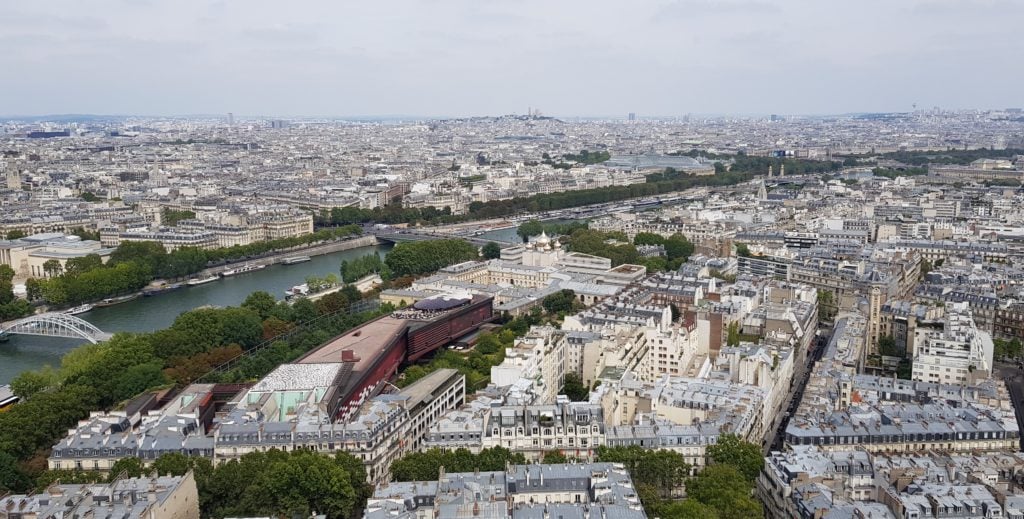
0,313,112,344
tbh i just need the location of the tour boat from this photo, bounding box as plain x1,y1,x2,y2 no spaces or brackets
63,303,95,315
95,294,139,307
186,276,219,286
142,282,184,297
220,264,266,277
282,256,312,265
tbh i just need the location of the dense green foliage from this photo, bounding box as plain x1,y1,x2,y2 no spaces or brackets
198,449,368,519
560,373,588,401
481,242,502,259
0,264,32,320
390,447,526,482
318,205,460,227
599,435,764,519
705,434,764,482
995,338,1023,359
320,166,760,227
516,220,589,243
0,284,382,495
542,289,582,316
384,239,478,277
684,465,762,519
85,449,371,519
878,335,901,357
35,226,361,306
563,229,639,266
631,232,695,271
875,147,1024,166
817,289,836,322
398,312,543,391
161,208,196,226
596,446,691,500
80,192,101,202
562,149,611,165
399,329,513,391
340,253,390,283
542,451,568,464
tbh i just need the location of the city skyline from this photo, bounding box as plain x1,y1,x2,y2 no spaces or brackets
2,0,1022,117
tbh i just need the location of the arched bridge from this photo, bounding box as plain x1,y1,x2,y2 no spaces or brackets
0,313,112,344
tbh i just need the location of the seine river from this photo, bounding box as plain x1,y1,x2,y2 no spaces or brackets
0,243,392,384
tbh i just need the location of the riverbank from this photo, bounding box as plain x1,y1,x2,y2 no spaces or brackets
194,234,380,278
24,235,383,316
0,240,392,384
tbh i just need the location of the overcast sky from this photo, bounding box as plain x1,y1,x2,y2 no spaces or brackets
2,0,1021,117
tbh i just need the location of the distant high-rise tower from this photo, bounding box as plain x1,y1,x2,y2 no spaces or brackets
270,120,289,129
628,112,637,121
227,112,234,125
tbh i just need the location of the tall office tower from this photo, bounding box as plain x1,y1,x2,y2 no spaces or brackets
227,112,234,125
628,112,637,121
270,120,289,129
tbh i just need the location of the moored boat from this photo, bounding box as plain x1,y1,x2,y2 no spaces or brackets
220,264,266,277
95,294,139,307
186,276,219,286
282,256,311,265
64,303,95,315
142,282,184,296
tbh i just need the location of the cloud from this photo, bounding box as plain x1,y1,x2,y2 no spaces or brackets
0,0,1020,115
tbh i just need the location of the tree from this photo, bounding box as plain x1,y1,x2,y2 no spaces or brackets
64,254,104,276
878,335,900,357
385,240,478,277
669,304,681,323
24,278,42,301
561,373,589,401
817,289,836,322
242,291,277,319
200,449,364,519
0,452,31,493
42,259,63,278
391,447,526,482
291,297,319,323
481,242,502,259
108,457,147,480
705,434,764,482
663,234,694,263
735,243,751,258
685,465,763,519
633,232,665,246
9,367,57,400
161,208,196,227
726,321,740,347
542,451,568,464
517,220,544,242
596,446,690,499
542,289,580,315
5,230,27,240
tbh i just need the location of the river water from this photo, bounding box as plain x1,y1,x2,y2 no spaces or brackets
0,243,392,384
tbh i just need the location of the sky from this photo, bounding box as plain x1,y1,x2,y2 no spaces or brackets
1,0,1021,117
